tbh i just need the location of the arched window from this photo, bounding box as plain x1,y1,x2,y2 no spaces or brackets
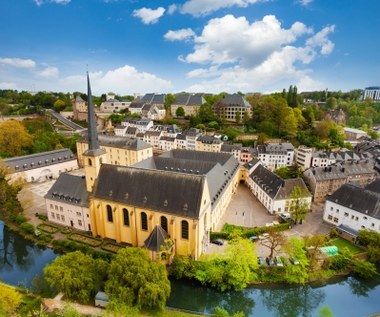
141,212,148,231
107,205,113,222
88,158,92,166
161,216,168,232
123,208,130,226
181,220,189,240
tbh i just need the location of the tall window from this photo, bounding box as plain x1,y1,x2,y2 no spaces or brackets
161,216,168,232
107,205,113,222
181,220,189,240
123,208,130,226
141,212,148,231
88,158,92,166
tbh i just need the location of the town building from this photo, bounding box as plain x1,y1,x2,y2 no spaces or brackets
45,173,90,231
4,148,78,183
72,95,88,121
303,160,377,202
246,164,311,215
294,146,313,170
195,135,223,153
362,86,380,101
121,118,154,134
256,142,295,171
213,94,251,122
323,179,380,239
343,127,367,142
170,94,205,117
221,143,242,162
99,97,131,113
76,134,152,167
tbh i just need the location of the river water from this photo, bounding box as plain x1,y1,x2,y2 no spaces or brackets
1,221,379,317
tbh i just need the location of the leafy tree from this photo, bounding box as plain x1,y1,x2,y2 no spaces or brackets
260,227,285,258
350,258,379,279
242,110,250,127
175,106,185,117
282,237,309,283
235,110,241,124
318,306,334,317
289,186,310,224
43,251,107,304
0,284,22,316
213,306,245,317
54,99,66,112
208,121,219,130
105,247,170,311
326,97,337,110
358,229,380,263
304,234,327,270
0,120,33,157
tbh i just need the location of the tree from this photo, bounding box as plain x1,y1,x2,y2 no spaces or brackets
213,307,245,317
304,234,327,269
318,306,334,317
350,258,379,279
53,99,66,112
105,247,170,311
43,251,107,304
175,106,185,117
0,120,33,157
289,186,310,224
235,110,241,124
0,284,22,316
282,237,309,283
260,227,285,258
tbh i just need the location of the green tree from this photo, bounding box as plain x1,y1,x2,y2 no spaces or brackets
260,227,285,258
318,306,334,317
0,284,22,316
0,120,33,157
289,186,310,224
213,306,245,317
105,248,170,311
235,110,241,124
54,99,66,112
43,251,106,304
351,258,379,279
175,106,185,117
282,237,309,283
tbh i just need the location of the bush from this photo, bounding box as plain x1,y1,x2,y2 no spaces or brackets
9,213,27,224
20,222,35,235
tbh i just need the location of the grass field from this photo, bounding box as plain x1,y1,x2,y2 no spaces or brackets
330,237,364,255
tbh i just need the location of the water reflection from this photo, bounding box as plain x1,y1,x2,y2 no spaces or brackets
258,285,325,317
0,221,57,288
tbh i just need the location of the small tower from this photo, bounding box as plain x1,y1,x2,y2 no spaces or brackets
83,72,107,192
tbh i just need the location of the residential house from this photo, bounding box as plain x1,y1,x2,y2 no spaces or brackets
45,173,91,231
323,179,380,240
256,142,295,171
221,143,242,162
143,130,162,149
170,94,205,117
246,164,311,215
195,135,223,153
303,160,377,202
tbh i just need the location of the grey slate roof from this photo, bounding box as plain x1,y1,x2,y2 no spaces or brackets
221,143,243,152
93,164,205,219
215,94,250,108
80,134,151,151
257,142,294,155
144,225,171,252
327,182,380,220
44,173,89,207
304,160,376,181
4,149,76,172
197,135,222,144
250,165,284,199
276,178,310,200
173,94,205,106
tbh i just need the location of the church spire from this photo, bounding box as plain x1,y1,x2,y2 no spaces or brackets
87,72,100,151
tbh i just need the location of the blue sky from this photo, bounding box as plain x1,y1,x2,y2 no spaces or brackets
0,0,379,96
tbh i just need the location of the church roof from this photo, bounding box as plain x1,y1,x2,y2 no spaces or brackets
93,165,205,219
144,225,171,252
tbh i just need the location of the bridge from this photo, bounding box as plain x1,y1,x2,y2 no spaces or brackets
46,109,86,133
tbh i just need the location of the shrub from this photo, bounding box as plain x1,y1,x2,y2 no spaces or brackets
9,213,27,224
20,222,35,235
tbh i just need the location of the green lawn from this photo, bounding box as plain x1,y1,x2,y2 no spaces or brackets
330,237,364,255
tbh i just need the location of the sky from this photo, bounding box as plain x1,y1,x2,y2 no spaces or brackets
0,0,379,96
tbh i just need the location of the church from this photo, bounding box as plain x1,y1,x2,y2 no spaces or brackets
46,74,241,260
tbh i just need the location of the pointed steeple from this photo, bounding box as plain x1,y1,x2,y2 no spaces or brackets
84,72,105,156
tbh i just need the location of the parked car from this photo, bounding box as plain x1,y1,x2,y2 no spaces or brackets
266,257,275,266
257,256,266,265
275,256,284,267
249,235,258,242
211,238,224,246
289,257,300,265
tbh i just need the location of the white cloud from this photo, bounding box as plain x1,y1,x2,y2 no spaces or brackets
133,7,165,24
164,28,195,41
37,66,59,78
167,4,177,15
173,14,334,93
182,15,312,67
306,25,335,55
0,57,36,68
34,0,71,6
298,0,313,6
180,0,266,17
0,82,17,89
60,65,172,95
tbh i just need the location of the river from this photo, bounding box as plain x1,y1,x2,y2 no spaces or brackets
1,221,379,317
